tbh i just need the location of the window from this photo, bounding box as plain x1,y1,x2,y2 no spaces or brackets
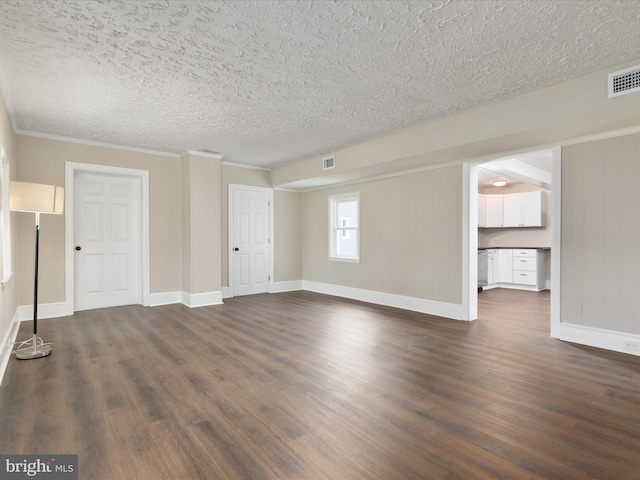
0,144,12,284
329,192,359,262
340,218,350,239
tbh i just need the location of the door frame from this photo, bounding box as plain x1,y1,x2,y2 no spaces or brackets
64,162,150,314
227,184,274,298
462,163,478,321
465,145,561,329
549,146,561,337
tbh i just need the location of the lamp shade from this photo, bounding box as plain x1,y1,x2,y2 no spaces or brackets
10,181,64,214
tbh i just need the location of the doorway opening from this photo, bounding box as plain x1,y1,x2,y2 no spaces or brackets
472,147,560,333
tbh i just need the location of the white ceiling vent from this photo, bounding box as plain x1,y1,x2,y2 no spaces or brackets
323,155,336,170
608,65,640,98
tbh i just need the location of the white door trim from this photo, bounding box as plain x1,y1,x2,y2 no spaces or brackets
466,145,561,332
462,163,478,321
64,162,150,315
549,145,562,338
227,184,274,298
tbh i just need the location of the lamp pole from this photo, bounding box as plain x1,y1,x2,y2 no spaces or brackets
31,211,40,356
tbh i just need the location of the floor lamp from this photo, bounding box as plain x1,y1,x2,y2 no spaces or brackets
10,181,64,360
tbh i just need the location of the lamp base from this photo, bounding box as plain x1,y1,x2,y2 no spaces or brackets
14,334,53,360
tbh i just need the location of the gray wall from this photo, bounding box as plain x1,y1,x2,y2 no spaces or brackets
561,132,640,334
274,189,302,283
302,165,463,304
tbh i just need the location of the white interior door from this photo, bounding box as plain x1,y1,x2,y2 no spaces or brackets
232,187,271,296
74,172,141,311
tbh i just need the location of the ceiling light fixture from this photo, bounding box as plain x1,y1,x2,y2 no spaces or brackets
492,179,507,187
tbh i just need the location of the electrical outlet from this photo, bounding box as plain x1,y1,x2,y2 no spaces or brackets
623,341,640,352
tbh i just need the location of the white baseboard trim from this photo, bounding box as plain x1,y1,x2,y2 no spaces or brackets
148,291,182,307
15,291,225,315
303,280,465,320
0,310,20,386
483,283,544,292
222,281,303,299
181,291,224,308
270,280,303,293
555,322,640,357
16,302,69,321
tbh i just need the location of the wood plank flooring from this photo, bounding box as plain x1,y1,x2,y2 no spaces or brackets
1,289,639,479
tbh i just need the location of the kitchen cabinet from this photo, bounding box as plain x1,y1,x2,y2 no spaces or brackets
484,195,504,227
486,249,500,284
480,191,545,228
498,249,513,283
503,193,521,227
511,249,545,289
503,191,545,227
479,248,501,286
479,248,546,291
521,191,545,226
478,193,486,227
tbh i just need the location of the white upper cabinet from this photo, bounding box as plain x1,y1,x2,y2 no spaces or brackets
478,193,486,227
502,193,522,227
521,191,545,227
485,194,504,227
480,191,545,228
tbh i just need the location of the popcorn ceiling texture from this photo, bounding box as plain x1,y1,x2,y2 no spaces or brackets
0,0,638,167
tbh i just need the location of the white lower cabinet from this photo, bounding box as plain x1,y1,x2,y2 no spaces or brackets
498,249,513,283
511,249,545,289
481,248,546,291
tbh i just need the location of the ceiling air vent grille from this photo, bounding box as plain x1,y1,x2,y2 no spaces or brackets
323,155,336,170
608,65,640,98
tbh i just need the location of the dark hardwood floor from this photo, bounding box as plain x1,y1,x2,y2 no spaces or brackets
1,289,639,479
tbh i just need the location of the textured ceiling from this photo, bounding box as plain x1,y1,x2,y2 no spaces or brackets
0,1,639,167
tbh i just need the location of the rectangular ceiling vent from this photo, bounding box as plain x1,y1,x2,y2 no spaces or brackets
323,155,336,170
608,65,640,98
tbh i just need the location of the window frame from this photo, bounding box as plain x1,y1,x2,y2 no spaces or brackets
0,144,12,285
328,192,360,263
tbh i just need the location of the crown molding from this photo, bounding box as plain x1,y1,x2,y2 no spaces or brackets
15,130,181,158
221,160,270,171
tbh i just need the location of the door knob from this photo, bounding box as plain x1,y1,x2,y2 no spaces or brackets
234,247,239,251
75,246,82,251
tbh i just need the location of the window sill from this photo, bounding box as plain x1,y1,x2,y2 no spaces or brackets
328,257,360,264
